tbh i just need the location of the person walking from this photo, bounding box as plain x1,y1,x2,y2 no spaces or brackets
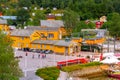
26,52,28,56
42,53,44,59
38,53,40,59
32,53,34,59
44,54,46,58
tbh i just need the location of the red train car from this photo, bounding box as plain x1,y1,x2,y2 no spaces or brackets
57,58,88,69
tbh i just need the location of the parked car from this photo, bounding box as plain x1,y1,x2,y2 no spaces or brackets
23,48,29,52
29,49,34,52
36,49,42,53
32,49,37,53
41,50,47,53
45,50,53,54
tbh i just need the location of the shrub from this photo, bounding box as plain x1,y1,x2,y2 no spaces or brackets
62,64,82,72
62,62,102,72
36,67,60,80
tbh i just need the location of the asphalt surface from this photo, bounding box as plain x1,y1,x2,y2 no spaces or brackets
14,50,80,80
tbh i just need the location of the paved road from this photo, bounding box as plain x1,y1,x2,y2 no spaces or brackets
15,50,80,80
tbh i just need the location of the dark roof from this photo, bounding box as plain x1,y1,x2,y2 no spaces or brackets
40,20,64,27
10,29,34,37
26,26,59,31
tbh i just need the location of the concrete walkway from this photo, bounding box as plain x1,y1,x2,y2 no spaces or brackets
57,71,68,80
20,71,43,80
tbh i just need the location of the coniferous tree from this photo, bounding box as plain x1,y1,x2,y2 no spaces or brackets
0,31,22,80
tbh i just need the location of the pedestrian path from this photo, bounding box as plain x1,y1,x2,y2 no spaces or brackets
57,71,68,80
20,71,43,80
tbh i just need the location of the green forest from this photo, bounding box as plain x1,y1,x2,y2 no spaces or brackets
1,0,120,19
0,0,120,36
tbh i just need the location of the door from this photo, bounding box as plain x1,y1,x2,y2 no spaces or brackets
65,47,68,56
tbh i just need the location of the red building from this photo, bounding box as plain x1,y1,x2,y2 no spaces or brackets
96,21,103,29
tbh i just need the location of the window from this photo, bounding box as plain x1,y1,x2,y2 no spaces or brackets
32,44,34,47
21,37,24,40
36,44,39,48
48,34,54,38
44,45,46,48
18,43,20,47
30,37,32,41
50,45,53,49
26,44,28,47
41,33,45,38
40,45,42,48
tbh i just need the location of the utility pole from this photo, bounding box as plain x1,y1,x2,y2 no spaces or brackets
107,31,109,53
114,36,116,53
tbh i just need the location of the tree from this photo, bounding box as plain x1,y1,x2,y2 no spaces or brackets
0,6,3,12
73,21,95,33
0,31,22,80
32,10,46,26
102,12,120,37
18,0,32,9
108,12,120,37
16,8,30,28
62,9,79,36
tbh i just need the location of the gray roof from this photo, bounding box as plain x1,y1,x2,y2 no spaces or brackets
40,20,64,27
54,40,73,47
10,29,34,37
32,40,74,47
32,40,58,45
0,19,7,24
0,16,17,20
85,37,102,40
26,26,59,31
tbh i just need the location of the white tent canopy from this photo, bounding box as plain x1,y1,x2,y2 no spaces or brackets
101,55,120,64
103,52,114,57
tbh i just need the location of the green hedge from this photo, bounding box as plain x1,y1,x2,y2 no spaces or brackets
36,67,60,80
62,62,102,72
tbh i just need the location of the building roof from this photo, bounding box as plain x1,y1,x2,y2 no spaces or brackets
54,40,73,47
26,26,59,31
31,40,58,45
40,20,64,28
0,19,7,24
10,29,34,37
0,16,17,20
46,14,56,19
31,40,75,47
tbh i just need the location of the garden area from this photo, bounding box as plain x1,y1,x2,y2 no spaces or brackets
36,62,112,80
36,67,60,80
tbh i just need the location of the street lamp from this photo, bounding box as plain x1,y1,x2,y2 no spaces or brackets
107,30,110,53
65,54,68,66
114,36,116,53
24,52,27,77
54,52,56,66
40,58,43,68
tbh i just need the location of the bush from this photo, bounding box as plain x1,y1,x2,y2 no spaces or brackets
62,64,82,72
36,67,60,80
62,62,102,72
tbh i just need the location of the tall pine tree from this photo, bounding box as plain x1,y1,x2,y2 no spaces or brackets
0,31,22,80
